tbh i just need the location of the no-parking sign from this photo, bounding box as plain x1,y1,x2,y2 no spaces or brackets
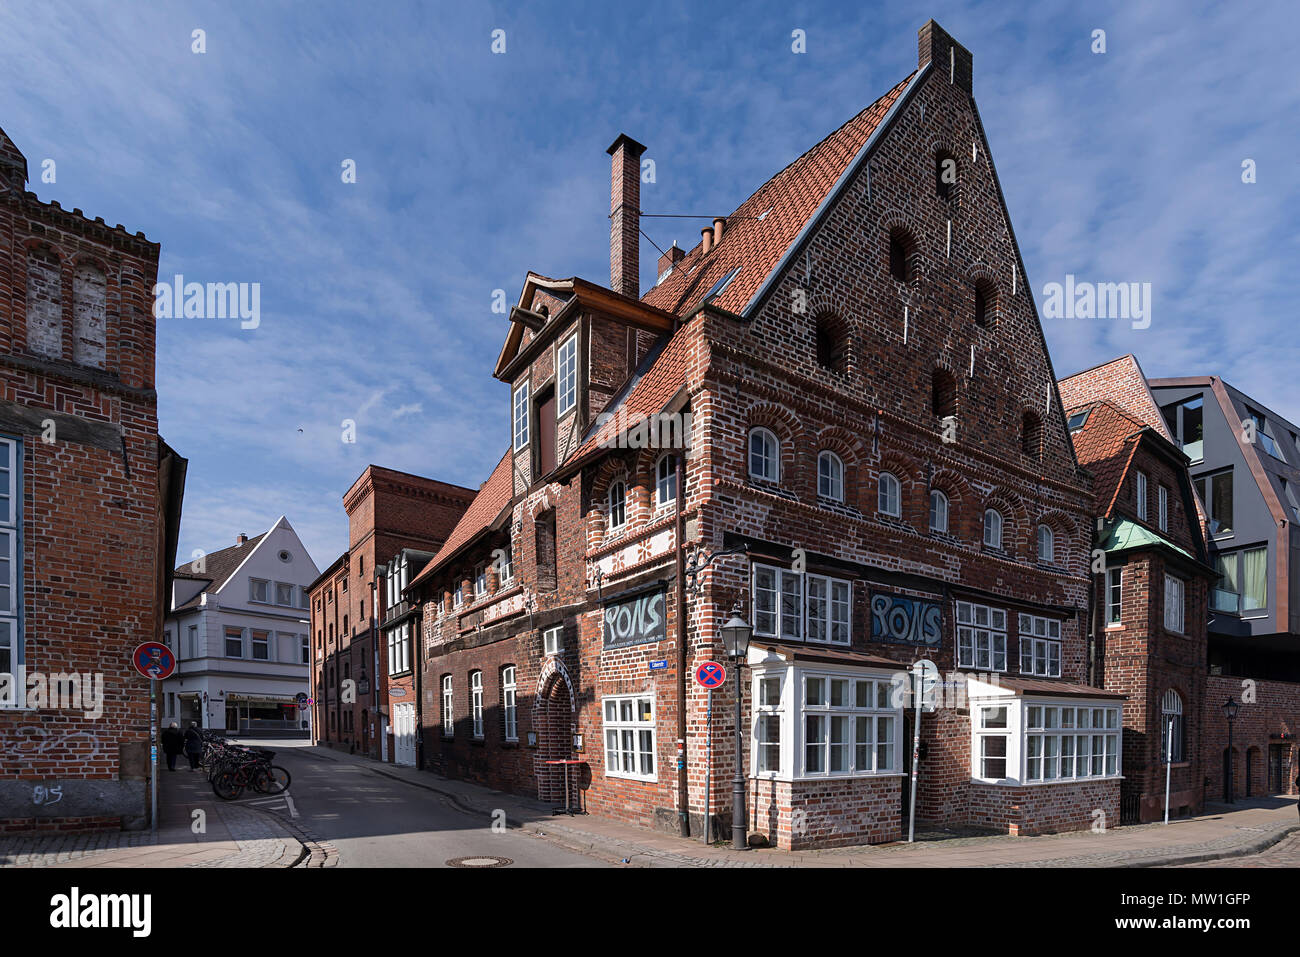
131,642,176,680
694,660,727,689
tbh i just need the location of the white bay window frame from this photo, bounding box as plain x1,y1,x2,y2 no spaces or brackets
750,664,903,781
969,691,1122,785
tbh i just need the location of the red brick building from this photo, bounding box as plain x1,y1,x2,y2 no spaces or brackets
406,21,1125,849
0,125,186,831
1060,356,1216,822
309,466,473,761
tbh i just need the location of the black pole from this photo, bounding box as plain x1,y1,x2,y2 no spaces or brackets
732,658,746,850
1226,715,1235,804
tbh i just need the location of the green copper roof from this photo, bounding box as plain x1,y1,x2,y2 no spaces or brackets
1099,518,1197,563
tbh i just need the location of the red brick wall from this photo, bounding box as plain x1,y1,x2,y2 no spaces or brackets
0,177,162,830
1203,674,1300,801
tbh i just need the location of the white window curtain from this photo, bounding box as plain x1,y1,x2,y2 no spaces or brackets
1242,547,1268,610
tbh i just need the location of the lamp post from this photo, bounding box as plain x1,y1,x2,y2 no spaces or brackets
721,615,752,851
1223,697,1239,803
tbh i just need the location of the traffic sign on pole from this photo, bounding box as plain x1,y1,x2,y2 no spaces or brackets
694,661,727,689
131,642,177,680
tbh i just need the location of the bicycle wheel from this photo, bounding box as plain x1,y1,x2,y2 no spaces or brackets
252,765,291,794
212,770,243,800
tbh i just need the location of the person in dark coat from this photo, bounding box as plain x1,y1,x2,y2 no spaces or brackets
161,722,185,771
183,722,204,771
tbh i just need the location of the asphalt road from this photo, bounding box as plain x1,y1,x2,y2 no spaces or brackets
241,740,605,868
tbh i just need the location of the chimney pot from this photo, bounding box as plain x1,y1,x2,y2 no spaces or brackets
713,217,725,245
607,133,648,298
700,227,713,255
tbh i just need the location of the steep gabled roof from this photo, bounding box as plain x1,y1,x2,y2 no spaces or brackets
172,532,268,610
566,71,918,469
1067,399,1148,518
409,450,513,589
1058,354,1171,439
642,73,915,320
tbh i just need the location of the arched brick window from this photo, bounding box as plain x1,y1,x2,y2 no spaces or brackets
984,508,1003,549
818,451,844,502
929,490,949,534
888,227,916,283
932,368,957,418
1037,524,1055,563
814,312,848,371
1021,411,1042,457
73,262,107,369
26,246,62,359
1161,689,1184,763
974,277,997,328
878,472,901,517
748,427,780,482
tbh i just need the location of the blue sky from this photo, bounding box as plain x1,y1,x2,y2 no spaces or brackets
1,0,1295,568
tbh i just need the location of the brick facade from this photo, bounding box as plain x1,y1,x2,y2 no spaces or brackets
407,22,1123,851
0,126,180,831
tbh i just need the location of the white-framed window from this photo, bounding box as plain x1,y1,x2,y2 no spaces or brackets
1018,614,1062,677
752,563,851,644
975,704,1010,779
655,454,677,508
1025,703,1121,781
300,634,310,664
453,583,464,608
1037,524,1054,563
512,381,530,451
818,451,844,502
0,437,22,707
224,626,244,658
1106,567,1122,624
387,621,411,676
557,334,578,416
955,601,1007,671
502,666,518,741
1164,574,1185,634
800,673,899,776
608,479,626,531
1158,485,1169,532
1160,689,1184,763
603,694,656,781
754,673,784,773
470,671,484,738
929,489,949,534
752,666,901,780
441,675,454,737
474,563,487,598
878,472,900,517
1136,471,1148,520
498,545,514,585
251,629,270,661
543,624,564,655
748,428,779,482
983,509,1003,549
249,578,269,603
186,625,198,660
275,582,294,606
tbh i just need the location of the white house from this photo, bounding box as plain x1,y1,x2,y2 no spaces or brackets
163,516,320,735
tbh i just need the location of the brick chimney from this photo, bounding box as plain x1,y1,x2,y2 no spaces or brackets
236,533,248,545
607,133,647,298
657,242,685,278
918,19,973,95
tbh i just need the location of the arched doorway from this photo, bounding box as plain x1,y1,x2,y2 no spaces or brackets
534,662,576,805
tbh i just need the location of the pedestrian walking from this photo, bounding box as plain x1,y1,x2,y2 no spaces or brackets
161,722,184,771
183,721,203,771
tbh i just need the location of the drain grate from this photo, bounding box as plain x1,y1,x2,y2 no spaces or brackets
446,856,513,868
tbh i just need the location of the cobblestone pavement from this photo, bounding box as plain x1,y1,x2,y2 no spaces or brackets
1180,828,1300,868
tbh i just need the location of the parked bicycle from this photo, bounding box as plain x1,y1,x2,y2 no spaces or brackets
197,731,291,800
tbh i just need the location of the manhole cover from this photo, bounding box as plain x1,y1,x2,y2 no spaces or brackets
446,856,512,868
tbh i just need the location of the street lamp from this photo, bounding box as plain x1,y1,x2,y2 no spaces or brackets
1223,697,1239,803
721,615,752,851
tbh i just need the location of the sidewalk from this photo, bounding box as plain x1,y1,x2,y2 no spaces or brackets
313,745,1300,868
0,760,317,869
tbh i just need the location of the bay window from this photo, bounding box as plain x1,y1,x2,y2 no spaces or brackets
752,665,901,780
969,691,1122,784
752,563,851,645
